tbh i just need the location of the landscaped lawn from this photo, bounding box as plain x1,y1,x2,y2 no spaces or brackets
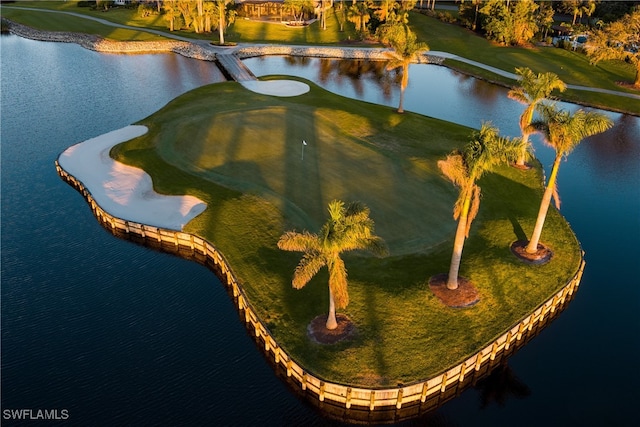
110,77,583,387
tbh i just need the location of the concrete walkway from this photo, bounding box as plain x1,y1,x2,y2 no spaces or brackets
3,5,639,101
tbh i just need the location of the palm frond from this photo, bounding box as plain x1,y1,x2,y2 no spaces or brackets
533,102,613,156
438,152,468,188
277,230,319,252
292,252,326,289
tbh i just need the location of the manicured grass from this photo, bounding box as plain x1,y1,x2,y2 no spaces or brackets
111,77,583,386
0,4,170,41
227,10,361,45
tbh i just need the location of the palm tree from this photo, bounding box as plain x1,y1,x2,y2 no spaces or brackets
585,8,640,88
212,0,236,45
438,123,524,290
277,200,388,330
377,24,429,113
523,103,613,255
507,67,566,168
347,1,372,34
162,0,181,32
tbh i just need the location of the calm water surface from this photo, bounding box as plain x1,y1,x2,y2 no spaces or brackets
2,38,639,426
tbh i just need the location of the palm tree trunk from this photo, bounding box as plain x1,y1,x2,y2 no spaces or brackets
516,132,530,166
447,194,471,290
326,287,338,330
218,10,225,45
398,63,409,113
526,155,561,253
517,105,535,166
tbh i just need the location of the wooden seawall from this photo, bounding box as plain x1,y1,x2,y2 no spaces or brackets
56,159,585,424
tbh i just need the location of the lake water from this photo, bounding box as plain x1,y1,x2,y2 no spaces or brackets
2,36,638,426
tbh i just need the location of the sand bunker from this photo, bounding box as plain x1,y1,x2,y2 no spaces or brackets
241,80,310,97
58,125,207,231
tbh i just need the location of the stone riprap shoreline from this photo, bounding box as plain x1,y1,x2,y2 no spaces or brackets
234,44,444,64
2,18,444,65
3,19,217,60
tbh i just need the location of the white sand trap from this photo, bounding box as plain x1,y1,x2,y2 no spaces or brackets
241,80,310,97
58,125,207,231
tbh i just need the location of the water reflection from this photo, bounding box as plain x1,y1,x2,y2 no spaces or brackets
582,114,640,180
456,72,504,108
246,56,400,106
475,361,531,409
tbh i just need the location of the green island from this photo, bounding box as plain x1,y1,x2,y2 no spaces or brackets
5,0,629,395
109,77,582,386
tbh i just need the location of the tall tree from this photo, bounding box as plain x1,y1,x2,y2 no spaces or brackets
523,104,613,255
163,0,181,31
585,7,640,88
480,0,538,46
284,0,314,24
438,123,523,290
507,67,566,167
347,0,373,34
377,23,429,113
212,0,236,45
277,200,388,330
535,0,554,40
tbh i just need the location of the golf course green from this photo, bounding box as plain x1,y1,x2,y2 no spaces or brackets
110,76,583,387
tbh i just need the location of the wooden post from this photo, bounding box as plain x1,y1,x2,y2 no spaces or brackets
232,282,239,298
490,341,499,361
286,359,292,377
345,387,352,409
396,388,403,409
301,372,307,390
255,323,261,338
370,390,376,410
273,346,280,364
516,322,526,340
459,361,467,382
440,373,448,393
420,382,428,403
504,331,513,351
474,352,483,371
319,382,326,402
527,311,537,331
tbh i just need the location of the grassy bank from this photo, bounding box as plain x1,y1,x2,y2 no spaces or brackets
110,77,582,386
410,11,639,115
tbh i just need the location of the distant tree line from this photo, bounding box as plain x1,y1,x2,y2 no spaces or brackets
425,0,639,47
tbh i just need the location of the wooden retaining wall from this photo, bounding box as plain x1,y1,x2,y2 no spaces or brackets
56,160,584,423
